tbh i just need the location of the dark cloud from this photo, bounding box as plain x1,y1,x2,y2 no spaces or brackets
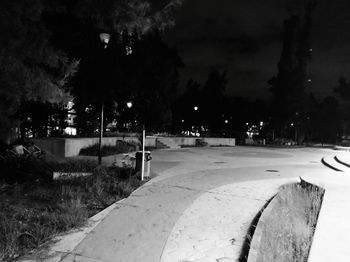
165,0,350,100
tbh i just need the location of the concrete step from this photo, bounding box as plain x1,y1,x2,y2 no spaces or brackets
334,155,350,168
156,140,169,149
157,138,181,149
321,156,344,172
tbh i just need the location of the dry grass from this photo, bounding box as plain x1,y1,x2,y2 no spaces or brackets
256,183,324,262
0,160,142,261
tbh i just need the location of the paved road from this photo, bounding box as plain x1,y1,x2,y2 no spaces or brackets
56,146,339,262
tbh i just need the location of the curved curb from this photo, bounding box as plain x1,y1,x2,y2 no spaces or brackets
247,178,322,262
321,157,343,172
334,155,350,168
246,187,280,262
334,145,350,151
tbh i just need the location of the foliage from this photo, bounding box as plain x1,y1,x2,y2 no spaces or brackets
0,0,78,141
0,155,52,184
75,0,185,34
268,1,316,137
334,77,350,100
308,96,342,143
172,73,267,138
72,30,183,134
79,141,137,156
0,158,142,261
1,0,184,141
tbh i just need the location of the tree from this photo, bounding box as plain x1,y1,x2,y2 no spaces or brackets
333,77,350,134
0,0,78,142
309,96,341,143
268,0,316,140
201,69,227,134
3,0,185,139
71,29,183,134
172,79,202,133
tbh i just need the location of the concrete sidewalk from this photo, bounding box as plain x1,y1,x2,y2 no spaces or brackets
22,146,350,262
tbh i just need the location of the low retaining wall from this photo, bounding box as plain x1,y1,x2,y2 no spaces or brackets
32,136,235,158
155,137,236,147
32,137,140,158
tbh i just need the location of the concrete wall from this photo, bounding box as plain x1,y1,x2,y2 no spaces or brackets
156,137,236,147
145,136,157,147
32,138,66,158
64,137,139,157
32,136,235,158
33,137,140,158
202,137,236,146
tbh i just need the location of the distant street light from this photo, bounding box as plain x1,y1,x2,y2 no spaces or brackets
99,33,110,48
126,101,133,108
225,120,228,124
98,32,111,165
194,106,198,111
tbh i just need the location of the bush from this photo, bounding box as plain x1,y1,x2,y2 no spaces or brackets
0,159,142,261
79,140,137,156
0,155,52,184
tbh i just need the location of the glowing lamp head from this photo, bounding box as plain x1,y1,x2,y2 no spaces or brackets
194,106,198,111
126,102,133,108
99,33,110,48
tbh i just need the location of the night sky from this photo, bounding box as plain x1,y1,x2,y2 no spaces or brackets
163,0,350,100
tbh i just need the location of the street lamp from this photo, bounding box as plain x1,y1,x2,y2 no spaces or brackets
98,32,110,165
126,101,133,108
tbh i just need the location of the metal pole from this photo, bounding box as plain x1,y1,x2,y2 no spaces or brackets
141,128,145,181
98,103,104,165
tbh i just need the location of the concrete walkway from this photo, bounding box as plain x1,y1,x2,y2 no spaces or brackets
26,146,350,262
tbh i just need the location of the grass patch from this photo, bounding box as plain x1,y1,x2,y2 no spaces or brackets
79,140,138,156
0,157,142,261
255,182,324,262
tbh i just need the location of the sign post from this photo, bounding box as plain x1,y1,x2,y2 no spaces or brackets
141,128,145,181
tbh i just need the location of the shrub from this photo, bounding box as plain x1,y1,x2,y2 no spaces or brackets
79,140,137,157
0,160,142,260
0,155,52,184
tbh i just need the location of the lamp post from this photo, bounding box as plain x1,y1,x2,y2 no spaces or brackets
98,33,110,165
126,101,133,131
193,106,199,135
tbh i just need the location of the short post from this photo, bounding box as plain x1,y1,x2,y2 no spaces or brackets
98,103,104,165
141,128,145,181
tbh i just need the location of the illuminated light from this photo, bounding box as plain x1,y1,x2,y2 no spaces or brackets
309,48,313,52
182,119,185,123
246,122,249,126
291,123,294,127
64,127,77,136
126,46,133,55
194,106,198,111
308,79,312,82
99,33,110,46
126,102,133,108
260,121,263,127
225,120,228,124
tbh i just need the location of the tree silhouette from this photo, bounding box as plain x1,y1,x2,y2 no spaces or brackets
0,0,78,141
269,0,316,140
